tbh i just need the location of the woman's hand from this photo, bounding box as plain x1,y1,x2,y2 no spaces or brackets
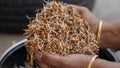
70,5,100,34
36,50,93,68
36,50,120,68
70,5,120,48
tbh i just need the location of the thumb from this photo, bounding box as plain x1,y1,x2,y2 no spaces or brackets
41,52,66,67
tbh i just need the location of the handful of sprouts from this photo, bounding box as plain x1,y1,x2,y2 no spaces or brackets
24,1,99,67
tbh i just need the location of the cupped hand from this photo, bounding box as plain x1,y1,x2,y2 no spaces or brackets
36,50,93,68
70,5,100,34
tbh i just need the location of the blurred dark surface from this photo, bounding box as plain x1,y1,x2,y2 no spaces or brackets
0,0,95,33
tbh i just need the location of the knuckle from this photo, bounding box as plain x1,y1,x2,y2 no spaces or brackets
58,57,67,68
81,6,88,11
68,4,73,7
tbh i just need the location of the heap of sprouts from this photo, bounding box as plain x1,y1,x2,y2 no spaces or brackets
24,1,99,67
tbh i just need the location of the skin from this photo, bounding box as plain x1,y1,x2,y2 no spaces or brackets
35,5,120,68
100,21,120,48
36,50,120,68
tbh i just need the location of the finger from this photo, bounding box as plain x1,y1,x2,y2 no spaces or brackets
36,50,49,68
36,50,65,68
68,4,89,14
37,61,49,68
41,52,66,67
35,50,43,62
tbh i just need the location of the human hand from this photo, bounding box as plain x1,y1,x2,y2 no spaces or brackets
36,50,93,68
69,5,100,34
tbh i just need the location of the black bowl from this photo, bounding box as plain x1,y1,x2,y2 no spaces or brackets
0,39,119,68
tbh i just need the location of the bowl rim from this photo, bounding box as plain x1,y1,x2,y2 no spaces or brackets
0,39,27,63
0,39,119,67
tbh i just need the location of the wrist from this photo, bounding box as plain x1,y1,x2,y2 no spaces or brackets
90,20,99,35
99,21,109,48
81,55,94,68
91,58,101,68
100,21,120,48
93,58,120,68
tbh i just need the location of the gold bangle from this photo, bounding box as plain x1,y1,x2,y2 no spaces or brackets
87,55,98,68
97,20,103,44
